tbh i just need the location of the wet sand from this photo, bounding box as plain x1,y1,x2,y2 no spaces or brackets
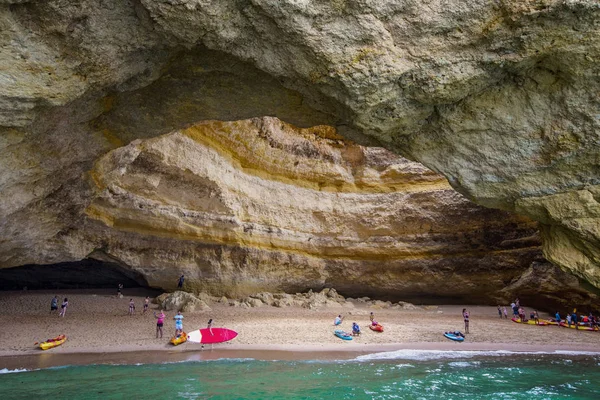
1,289,599,369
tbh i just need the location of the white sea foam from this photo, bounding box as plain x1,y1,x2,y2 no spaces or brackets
0,368,29,374
354,349,600,362
448,361,481,367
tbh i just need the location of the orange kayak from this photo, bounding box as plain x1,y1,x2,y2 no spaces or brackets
170,332,187,345
40,334,67,350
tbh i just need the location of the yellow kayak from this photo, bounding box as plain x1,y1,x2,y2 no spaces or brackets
560,322,598,331
511,318,549,326
40,335,67,350
170,332,187,346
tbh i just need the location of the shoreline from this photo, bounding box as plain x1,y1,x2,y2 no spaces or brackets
2,342,600,371
2,288,600,371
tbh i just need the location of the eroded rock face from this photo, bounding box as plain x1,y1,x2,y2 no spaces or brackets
3,115,543,303
1,1,599,290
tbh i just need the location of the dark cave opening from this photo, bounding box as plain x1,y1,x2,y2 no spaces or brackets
0,259,150,291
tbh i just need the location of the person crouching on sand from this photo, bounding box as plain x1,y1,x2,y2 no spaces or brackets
334,315,343,326
352,322,361,336
154,310,165,338
462,308,469,334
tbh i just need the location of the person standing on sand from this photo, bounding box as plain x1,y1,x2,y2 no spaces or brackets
555,311,561,324
177,274,185,290
174,311,184,336
117,283,123,298
207,318,213,335
497,306,502,318
50,296,58,314
59,298,68,317
370,312,375,323
129,299,135,316
503,306,508,319
154,310,165,338
143,297,149,314
462,308,470,334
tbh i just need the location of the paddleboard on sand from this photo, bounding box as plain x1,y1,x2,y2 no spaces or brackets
187,328,238,344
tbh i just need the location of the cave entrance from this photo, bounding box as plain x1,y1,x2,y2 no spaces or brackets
0,259,150,291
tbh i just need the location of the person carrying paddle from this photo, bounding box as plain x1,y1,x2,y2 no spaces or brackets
462,308,470,334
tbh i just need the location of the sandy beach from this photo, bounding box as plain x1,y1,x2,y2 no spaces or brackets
1,288,599,369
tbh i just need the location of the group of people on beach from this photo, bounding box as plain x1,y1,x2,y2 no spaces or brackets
49,295,68,317
128,296,150,316
505,297,599,329
333,311,385,337
554,310,598,329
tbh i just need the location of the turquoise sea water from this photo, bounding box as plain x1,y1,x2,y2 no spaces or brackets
1,350,600,399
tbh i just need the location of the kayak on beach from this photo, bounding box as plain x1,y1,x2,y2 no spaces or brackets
369,324,384,332
334,330,353,340
559,322,598,331
187,328,238,344
443,332,464,342
170,331,188,346
39,334,67,350
511,318,550,326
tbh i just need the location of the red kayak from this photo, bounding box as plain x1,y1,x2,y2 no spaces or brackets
187,328,238,344
369,324,384,332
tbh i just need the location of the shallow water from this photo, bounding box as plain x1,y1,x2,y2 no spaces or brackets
1,351,600,399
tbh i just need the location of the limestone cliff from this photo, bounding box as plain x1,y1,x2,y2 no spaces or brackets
1,1,600,294
2,114,544,304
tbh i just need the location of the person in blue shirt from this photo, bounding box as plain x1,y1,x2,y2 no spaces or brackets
555,311,561,324
174,311,184,336
352,322,361,336
50,296,58,314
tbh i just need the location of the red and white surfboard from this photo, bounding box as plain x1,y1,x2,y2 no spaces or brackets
187,328,238,344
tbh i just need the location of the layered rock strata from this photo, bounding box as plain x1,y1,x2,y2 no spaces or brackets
83,118,544,302
1,1,600,291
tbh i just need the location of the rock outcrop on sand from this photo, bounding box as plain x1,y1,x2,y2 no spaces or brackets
158,288,411,312
1,1,600,297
